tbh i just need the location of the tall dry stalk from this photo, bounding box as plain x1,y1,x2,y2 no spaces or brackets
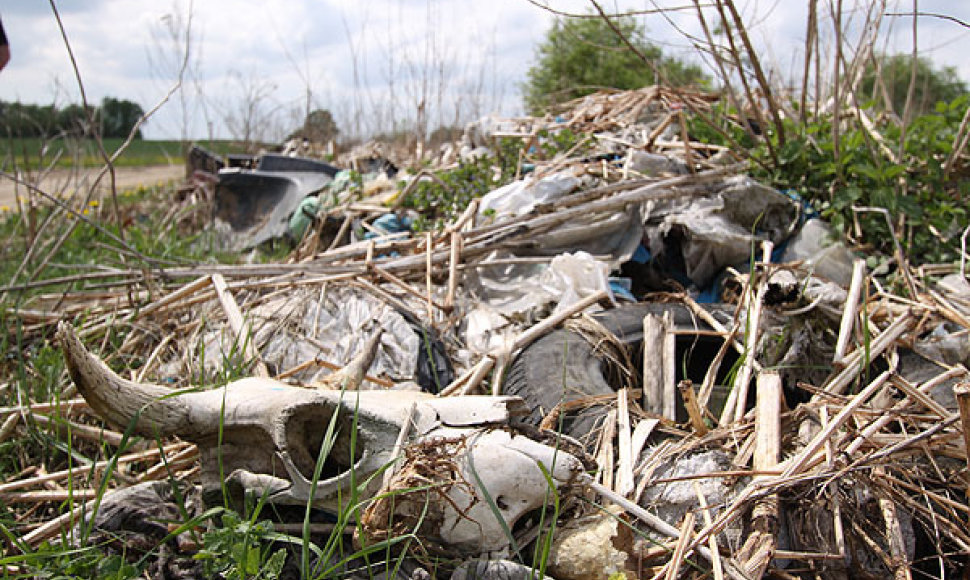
1,1,192,303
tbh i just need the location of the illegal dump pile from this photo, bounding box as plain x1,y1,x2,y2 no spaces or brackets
4,87,970,579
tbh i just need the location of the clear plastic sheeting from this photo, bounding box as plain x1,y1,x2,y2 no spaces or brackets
780,218,856,286
463,251,614,356
463,305,517,357
645,175,798,287
195,287,420,385
937,272,970,318
477,172,581,223
532,205,643,267
623,150,687,177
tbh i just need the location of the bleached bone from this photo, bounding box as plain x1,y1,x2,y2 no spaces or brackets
56,322,584,555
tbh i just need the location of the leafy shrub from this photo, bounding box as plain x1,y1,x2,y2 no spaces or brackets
690,95,970,263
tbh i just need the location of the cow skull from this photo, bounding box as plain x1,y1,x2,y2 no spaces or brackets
56,322,586,555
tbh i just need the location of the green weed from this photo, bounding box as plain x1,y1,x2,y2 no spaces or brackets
689,95,970,264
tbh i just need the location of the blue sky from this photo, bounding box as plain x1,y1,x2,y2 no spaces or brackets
2,1,969,140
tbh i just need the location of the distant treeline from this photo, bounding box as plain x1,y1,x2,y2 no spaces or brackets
0,97,146,139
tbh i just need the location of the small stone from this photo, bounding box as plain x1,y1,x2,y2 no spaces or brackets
546,506,634,580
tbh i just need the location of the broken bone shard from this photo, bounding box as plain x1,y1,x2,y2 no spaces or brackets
55,321,583,556
546,506,634,580
360,427,586,555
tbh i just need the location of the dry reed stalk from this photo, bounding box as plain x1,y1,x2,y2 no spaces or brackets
721,241,772,424
275,357,394,388
642,312,667,415
954,382,970,501
381,402,416,490
662,311,677,422
943,103,970,177
134,334,173,383
424,232,434,323
874,465,913,580
0,398,89,418
616,388,635,497
211,273,269,377
694,482,725,580
445,231,461,311
29,413,130,448
0,442,188,494
833,259,867,365
679,380,709,436
368,263,448,313
630,418,659,466
735,372,782,578
597,409,617,490
0,413,20,444
784,370,894,479
820,406,847,560
814,312,914,400
21,496,97,546
138,444,199,481
681,292,758,373
325,211,356,252
661,511,696,580
1,489,102,503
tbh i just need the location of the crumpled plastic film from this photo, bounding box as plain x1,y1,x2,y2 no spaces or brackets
477,172,581,223
646,175,798,287
195,287,420,384
463,251,614,356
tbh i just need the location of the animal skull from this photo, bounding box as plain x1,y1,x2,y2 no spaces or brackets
57,322,585,555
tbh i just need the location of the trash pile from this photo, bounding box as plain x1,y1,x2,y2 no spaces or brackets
5,86,970,579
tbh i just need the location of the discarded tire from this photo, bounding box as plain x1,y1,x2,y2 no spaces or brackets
504,302,733,446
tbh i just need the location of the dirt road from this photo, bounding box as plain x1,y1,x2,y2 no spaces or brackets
0,165,184,211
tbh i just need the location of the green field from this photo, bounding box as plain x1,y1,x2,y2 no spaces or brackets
0,137,251,170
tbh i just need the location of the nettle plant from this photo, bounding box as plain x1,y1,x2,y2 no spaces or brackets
692,95,970,265
401,138,520,231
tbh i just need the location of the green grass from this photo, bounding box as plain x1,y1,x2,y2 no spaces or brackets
0,137,251,170
0,183,233,300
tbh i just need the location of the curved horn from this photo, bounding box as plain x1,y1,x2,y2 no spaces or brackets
56,322,196,437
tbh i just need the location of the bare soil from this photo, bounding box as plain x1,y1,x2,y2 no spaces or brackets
0,165,184,210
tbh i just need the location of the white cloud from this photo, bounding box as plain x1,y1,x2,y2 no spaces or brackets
1,1,968,140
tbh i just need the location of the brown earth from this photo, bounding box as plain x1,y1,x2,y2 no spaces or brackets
0,164,184,212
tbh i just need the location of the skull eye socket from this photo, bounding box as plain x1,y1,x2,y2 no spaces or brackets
496,495,509,510
283,403,364,479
